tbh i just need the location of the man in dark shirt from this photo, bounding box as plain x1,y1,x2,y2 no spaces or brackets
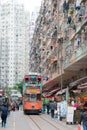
49,100,57,118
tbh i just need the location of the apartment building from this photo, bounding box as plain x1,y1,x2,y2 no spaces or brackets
30,0,87,98
29,7,41,72
25,12,30,75
0,0,29,88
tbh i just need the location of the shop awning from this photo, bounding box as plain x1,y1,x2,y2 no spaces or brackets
77,82,87,91
42,92,48,97
45,94,53,98
42,86,53,92
43,85,59,92
69,76,87,87
72,90,81,94
55,88,66,95
49,88,60,94
43,88,60,98
78,86,87,90
80,82,87,86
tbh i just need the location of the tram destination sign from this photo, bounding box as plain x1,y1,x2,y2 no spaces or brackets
26,87,40,94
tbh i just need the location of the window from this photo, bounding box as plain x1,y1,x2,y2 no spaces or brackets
37,94,41,101
31,94,36,102
52,61,57,72
24,94,37,102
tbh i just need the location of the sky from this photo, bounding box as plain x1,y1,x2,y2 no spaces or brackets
17,0,42,12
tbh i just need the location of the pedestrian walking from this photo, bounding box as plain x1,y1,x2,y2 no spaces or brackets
0,104,8,127
42,98,46,113
46,101,50,114
49,99,57,118
45,98,50,114
79,101,87,130
79,109,87,130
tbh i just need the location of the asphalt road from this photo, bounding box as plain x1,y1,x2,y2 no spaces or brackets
0,110,80,130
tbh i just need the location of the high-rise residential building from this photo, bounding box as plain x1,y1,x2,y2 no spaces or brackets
0,0,29,88
25,12,30,74
30,0,87,100
29,7,40,72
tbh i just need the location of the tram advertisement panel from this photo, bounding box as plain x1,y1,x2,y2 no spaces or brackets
26,87,40,94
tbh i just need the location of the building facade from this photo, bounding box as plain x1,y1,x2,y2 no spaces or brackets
30,0,87,97
29,7,40,72
25,12,30,75
0,0,29,88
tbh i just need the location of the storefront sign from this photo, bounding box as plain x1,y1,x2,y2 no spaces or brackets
60,101,67,117
66,106,76,123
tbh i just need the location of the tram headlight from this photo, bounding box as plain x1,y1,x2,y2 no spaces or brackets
32,106,34,108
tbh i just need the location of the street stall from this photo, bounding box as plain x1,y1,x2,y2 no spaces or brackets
77,83,87,101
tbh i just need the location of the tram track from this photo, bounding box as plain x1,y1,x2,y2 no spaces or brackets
40,114,77,130
29,115,43,130
28,114,60,130
39,114,60,130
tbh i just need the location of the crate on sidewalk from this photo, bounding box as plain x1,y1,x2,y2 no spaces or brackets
74,110,81,123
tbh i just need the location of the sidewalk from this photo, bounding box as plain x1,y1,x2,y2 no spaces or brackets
0,110,83,130
0,110,29,130
43,112,82,130
0,112,14,130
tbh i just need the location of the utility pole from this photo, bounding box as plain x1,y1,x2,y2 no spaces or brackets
57,0,63,94
60,44,63,94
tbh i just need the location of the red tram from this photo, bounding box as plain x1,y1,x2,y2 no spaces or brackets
23,73,42,114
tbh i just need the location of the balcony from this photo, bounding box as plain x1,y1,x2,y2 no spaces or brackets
64,43,87,71
76,43,87,60
76,18,87,34
51,71,58,80
42,71,58,87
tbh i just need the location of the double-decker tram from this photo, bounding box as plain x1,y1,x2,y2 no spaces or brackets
23,72,42,114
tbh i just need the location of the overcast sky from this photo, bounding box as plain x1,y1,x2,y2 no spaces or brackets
17,0,42,12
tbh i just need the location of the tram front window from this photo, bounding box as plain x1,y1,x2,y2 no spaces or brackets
25,94,30,101
29,78,36,84
30,94,36,102
37,78,41,83
25,94,41,102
